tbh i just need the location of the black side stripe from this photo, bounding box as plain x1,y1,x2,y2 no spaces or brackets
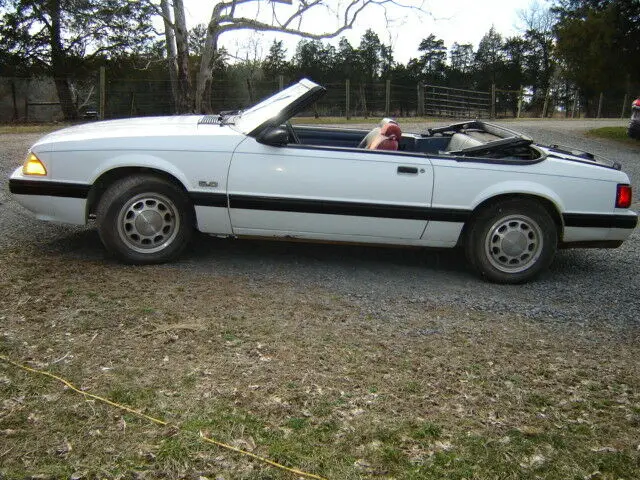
12,179,637,230
189,192,227,207
9,179,90,198
563,213,638,230
228,194,471,222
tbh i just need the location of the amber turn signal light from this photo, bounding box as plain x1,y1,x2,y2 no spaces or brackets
22,153,47,176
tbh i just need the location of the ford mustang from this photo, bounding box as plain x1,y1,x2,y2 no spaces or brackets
8,79,638,283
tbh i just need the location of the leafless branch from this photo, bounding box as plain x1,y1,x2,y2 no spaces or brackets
149,0,176,28
217,0,373,39
83,42,130,61
193,0,429,112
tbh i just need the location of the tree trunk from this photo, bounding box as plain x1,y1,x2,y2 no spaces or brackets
196,10,221,113
160,0,179,113
172,0,193,113
11,80,18,121
49,0,77,120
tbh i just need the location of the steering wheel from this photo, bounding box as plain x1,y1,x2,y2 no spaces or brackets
285,121,300,144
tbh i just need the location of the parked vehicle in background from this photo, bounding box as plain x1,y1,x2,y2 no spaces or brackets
628,98,640,139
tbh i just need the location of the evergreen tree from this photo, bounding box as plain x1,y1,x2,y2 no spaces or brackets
417,34,447,84
0,0,155,119
263,40,290,79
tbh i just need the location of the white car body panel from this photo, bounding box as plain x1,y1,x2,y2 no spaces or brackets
429,158,625,243
10,190,86,225
229,137,433,239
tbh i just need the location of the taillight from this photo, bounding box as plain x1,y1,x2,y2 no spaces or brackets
616,184,632,208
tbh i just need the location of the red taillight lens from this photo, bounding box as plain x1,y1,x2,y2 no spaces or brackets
616,184,632,208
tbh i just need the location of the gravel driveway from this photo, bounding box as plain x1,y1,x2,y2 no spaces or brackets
1,120,639,327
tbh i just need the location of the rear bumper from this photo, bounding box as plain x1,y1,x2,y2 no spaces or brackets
562,211,637,245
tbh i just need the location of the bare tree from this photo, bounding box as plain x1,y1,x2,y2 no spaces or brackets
156,0,426,112
517,0,555,95
517,0,554,35
173,0,193,112
160,0,179,112
158,0,193,112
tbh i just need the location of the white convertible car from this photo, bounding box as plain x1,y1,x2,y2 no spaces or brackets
9,79,638,283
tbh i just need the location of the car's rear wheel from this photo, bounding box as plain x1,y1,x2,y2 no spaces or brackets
96,175,193,264
465,199,557,284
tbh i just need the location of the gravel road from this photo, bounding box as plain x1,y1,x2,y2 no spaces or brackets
1,119,639,328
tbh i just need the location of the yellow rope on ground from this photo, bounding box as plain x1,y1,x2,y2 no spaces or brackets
0,354,328,480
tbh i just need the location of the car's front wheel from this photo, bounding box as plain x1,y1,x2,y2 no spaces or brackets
465,199,557,284
96,175,193,264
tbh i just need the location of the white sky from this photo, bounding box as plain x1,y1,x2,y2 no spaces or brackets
181,0,542,64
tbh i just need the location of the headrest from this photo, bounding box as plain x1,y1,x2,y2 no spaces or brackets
381,123,402,139
380,117,398,127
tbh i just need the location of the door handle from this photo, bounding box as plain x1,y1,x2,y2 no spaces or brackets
397,166,418,175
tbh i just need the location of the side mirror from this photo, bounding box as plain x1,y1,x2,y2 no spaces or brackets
257,127,289,146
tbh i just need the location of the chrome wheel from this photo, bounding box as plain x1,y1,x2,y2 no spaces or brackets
484,214,543,273
116,192,180,254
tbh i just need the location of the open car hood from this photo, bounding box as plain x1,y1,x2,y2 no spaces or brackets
234,78,326,136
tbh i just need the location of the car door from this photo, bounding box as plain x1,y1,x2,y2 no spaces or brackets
227,137,434,242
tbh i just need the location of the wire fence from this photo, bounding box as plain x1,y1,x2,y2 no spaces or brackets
424,85,491,118
0,74,634,123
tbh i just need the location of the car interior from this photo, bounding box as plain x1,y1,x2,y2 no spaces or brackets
287,120,542,161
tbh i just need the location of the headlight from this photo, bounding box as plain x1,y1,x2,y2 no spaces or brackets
22,152,47,176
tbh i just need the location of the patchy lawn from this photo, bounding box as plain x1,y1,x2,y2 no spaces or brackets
1,246,639,479
0,124,72,135
587,126,640,146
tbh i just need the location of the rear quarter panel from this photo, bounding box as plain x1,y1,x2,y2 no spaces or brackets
430,156,626,214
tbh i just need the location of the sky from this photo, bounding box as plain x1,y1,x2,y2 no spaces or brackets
181,0,543,64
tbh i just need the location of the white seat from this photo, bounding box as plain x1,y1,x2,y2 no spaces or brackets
446,133,483,152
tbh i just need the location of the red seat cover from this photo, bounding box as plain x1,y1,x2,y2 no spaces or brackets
368,123,402,151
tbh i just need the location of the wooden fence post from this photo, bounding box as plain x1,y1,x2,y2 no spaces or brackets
571,90,578,118
278,75,284,91
490,84,496,119
541,90,550,118
385,79,391,116
99,66,106,120
345,79,350,120
417,82,425,117
621,94,628,119
517,85,523,119
596,92,603,118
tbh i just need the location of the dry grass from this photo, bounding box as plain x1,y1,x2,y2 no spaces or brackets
587,126,640,146
1,246,639,479
0,124,71,134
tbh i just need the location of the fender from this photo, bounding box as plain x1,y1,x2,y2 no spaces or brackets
470,180,566,214
88,153,194,190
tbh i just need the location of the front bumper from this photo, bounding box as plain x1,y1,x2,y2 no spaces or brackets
9,167,88,225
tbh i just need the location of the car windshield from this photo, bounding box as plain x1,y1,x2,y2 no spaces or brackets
234,79,319,134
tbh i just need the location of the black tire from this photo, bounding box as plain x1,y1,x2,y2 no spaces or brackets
464,199,557,284
96,175,193,264
628,122,640,140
